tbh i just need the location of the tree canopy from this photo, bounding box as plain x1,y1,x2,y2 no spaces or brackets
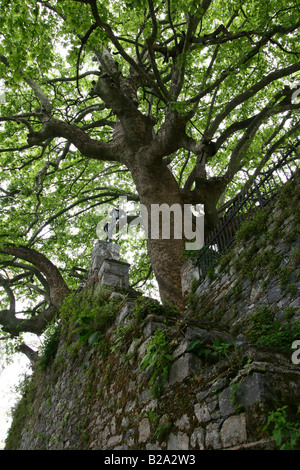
0,0,299,364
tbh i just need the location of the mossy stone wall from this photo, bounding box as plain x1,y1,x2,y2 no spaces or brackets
5,177,300,451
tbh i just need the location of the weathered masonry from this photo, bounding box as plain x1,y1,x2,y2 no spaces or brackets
5,174,300,450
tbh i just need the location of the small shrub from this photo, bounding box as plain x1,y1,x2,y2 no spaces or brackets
187,335,236,365
246,305,300,350
263,405,300,450
236,209,268,242
60,288,125,351
38,323,61,370
140,328,173,396
132,296,177,323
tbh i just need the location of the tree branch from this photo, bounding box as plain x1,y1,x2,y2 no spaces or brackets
224,99,300,183
0,274,16,315
27,118,120,162
88,0,168,103
17,343,38,365
187,21,300,107
22,75,52,115
207,62,300,139
28,189,139,244
0,245,70,307
0,261,50,296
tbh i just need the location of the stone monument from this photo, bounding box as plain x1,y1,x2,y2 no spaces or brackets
88,240,130,291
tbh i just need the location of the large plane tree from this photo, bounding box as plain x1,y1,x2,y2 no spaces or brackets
0,0,299,362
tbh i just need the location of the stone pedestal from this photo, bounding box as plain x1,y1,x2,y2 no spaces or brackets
98,258,130,290
89,240,120,274
88,240,130,291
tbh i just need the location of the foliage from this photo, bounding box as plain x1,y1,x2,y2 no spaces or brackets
229,382,243,413
140,328,173,395
264,406,300,450
133,296,178,322
277,173,300,214
235,209,268,242
187,334,237,365
60,288,125,351
246,305,300,350
111,296,178,364
0,0,299,361
38,322,61,370
147,411,173,442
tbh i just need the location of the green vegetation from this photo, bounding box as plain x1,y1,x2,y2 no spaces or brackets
246,305,300,350
38,322,61,371
235,209,268,242
264,406,300,450
0,0,299,366
60,288,126,354
147,411,173,443
140,328,174,396
229,382,243,413
187,335,237,365
112,296,178,358
205,175,300,286
133,296,177,323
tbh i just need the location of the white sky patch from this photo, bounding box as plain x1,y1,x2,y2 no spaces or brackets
0,79,5,104
0,354,31,449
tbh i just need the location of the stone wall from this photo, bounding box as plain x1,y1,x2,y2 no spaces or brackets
4,176,300,451
184,174,300,338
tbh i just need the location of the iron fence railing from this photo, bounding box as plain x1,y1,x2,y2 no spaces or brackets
197,140,300,278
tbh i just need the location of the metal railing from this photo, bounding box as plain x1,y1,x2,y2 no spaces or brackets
197,140,300,278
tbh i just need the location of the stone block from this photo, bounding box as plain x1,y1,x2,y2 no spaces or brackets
196,389,210,402
172,339,189,360
194,403,211,423
109,291,125,302
142,399,158,414
138,389,152,404
290,297,300,309
138,418,151,443
127,338,142,357
185,326,209,341
167,432,189,450
239,372,267,408
146,442,162,450
205,422,221,450
168,353,202,385
137,337,152,359
221,414,247,448
125,400,136,413
107,434,123,448
190,427,205,450
100,258,130,276
195,278,210,295
220,371,280,415
174,414,190,431
250,283,264,303
89,240,120,272
143,320,165,338
267,285,282,303
99,259,130,290
209,378,230,396
181,258,199,296
206,397,218,413
116,302,134,325
219,387,236,417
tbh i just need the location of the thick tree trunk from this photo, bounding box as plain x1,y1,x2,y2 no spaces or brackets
129,156,186,312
